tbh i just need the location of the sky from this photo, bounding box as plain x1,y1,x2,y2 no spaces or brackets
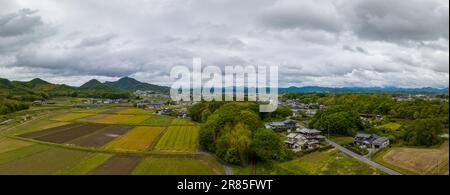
0,0,448,88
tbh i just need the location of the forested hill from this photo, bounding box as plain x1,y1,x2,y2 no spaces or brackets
0,77,170,101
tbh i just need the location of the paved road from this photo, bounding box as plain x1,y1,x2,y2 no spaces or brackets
325,139,402,175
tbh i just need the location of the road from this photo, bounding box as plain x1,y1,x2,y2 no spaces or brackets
325,139,402,175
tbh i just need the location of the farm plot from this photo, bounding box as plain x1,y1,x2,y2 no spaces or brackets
18,123,85,139
34,124,108,143
105,127,166,151
119,115,152,125
68,125,133,148
90,114,133,124
140,115,173,126
132,157,221,175
0,137,33,153
0,144,50,165
89,155,142,175
170,118,196,126
7,120,70,136
0,147,93,174
116,108,154,115
52,113,95,122
381,143,449,175
154,126,199,152
57,153,113,175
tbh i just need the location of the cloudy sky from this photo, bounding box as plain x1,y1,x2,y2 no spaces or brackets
0,0,448,88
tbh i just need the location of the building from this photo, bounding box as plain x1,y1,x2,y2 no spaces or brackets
354,133,390,149
359,114,383,121
265,119,298,131
284,127,325,153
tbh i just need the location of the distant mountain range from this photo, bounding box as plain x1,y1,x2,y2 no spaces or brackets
1,76,448,101
279,86,449,94
0,77,170,100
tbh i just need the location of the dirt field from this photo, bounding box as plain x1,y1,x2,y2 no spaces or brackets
382,142,449,175
89,155,142,175
34,124,108,143
19,123,84,139
68,125,133,148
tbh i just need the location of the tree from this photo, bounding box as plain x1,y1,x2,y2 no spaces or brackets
309,106,363,135
251,128,288,161
403,119,444,146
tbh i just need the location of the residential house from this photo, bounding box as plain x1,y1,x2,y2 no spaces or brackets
265,119,298,131
284,127,325,153
354,133,390,149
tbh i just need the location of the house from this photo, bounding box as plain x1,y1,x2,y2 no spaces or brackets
359,114,383,121
354,133,389,149
265,119,298,131
284,127,325,153
157,107,173,115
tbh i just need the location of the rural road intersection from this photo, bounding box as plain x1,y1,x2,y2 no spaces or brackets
325,139,402,175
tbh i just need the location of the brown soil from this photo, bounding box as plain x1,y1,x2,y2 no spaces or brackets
89,156,142,175
18,123,85,139
34,124,108,143
68,125,133,148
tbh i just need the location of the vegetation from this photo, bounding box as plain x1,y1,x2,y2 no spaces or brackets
132,157,222,175
193,102,289,166
106,127,165,151
309,105,363,135
154,126,199,152
0,98,29,115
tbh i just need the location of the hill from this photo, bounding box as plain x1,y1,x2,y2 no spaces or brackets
105,77,170,93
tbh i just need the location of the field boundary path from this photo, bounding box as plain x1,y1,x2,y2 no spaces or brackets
325,139,402,175
199,151,233,175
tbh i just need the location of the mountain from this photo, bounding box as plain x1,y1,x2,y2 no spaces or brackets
279,86,449,94
80,79,104,88
105,77,170,93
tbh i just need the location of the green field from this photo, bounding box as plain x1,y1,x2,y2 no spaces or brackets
116,108,154,115
232,149,383,175
154,126,199,152
52,113,95,122
105,127,165,151
376,122,402,131
132,157,221,175
0,147,93,174
171,118,196,126
57,153,113,174
0,106,223,175
0,137,33,153
140,115,174,126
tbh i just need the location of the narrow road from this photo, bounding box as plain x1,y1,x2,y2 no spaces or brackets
325,139,402,175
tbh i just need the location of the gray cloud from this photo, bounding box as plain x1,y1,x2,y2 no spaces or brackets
0,0,448,88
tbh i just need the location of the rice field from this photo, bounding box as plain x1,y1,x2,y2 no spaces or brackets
140,115,173,126
170,118,196,126
105,126,166,151
0,137,33,153
119,115,152,125
154,126,199,152
0,147,93,174
52,113,95,122
57,153,113,175
132,157,220,175
91,114,132,124
116,108,154,115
